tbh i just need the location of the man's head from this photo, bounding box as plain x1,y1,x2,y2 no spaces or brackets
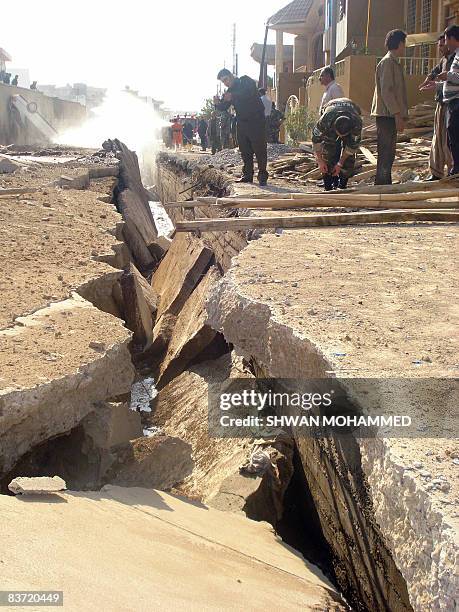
385,29,407,56
217,68,235,88
272,102,276,109
445,25,459,51
334,115,352,138
258,88,266,96
319,67,335,87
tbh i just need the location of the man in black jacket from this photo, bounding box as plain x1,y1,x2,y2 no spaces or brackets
214,68,268,186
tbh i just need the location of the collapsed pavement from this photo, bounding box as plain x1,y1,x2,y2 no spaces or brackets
1,141,457,611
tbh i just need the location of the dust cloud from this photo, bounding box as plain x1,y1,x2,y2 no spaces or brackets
55,89,169,182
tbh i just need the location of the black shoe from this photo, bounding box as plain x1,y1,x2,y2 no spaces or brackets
338,176,349,190
259,179,268,187
426,175,440,181
236,177,253,183
323,174,334,191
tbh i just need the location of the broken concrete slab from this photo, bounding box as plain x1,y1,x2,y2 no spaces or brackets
151,233,213,319
59,172,90,190
121,264,158,350
88,165,119,179
151,352,294,524
156,266,221,388
105,435,194,490
0,293,135,477
8,475,66,495
0,486,347,610
206,227,459,612
81,402,142,451
0,156,22,174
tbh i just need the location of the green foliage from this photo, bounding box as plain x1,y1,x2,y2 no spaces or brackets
200,98,215,119
285,106,318,144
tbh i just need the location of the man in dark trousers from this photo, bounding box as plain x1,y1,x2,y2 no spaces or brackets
371,29,408,185
208,111,221,155
215,68,268,186
197,117,208,151
312,98,362,191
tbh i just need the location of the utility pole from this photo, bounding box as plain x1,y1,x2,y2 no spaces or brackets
232,23,238,76
330,0,337,67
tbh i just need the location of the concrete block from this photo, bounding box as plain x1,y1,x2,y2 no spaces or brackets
151,234,213,319
0,156,21,174
8,476,66,495
156,266,220,388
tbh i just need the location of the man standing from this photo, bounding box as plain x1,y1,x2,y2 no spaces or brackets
371,30,408,185
312,98,363,191
219,110,231,149
208,111,221,155
420,35,454,180
268,102,285,144
442,25,459,176
197,117,208,151
215,69,268,186
182,120,194,150
319,67,344,113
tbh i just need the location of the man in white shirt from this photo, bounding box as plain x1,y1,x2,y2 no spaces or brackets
319,67,344,113
258,88,273,117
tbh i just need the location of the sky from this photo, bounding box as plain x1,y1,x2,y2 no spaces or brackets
1,0,294,112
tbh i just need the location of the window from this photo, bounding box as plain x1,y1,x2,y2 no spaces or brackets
421,0,432,32
406,0,417,34
339,0,346,21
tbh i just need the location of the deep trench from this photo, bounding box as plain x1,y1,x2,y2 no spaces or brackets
3,155,412,612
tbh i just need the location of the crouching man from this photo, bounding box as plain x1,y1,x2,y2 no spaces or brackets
312,98,363,190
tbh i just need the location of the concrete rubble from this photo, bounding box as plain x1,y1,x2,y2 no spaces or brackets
1,138,457,612
8,475,66,495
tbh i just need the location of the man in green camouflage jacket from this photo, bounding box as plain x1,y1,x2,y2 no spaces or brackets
312,98,362,190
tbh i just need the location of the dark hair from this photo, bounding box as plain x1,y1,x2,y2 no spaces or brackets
217,68,232,79
321,67,335,80
385,29,407,50
258,88,266,95
445,25,459,42
334,115,352,136
272,101,276,109
438,34,446,41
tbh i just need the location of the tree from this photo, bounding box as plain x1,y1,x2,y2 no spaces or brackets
200,97,215,119
285,106,318,144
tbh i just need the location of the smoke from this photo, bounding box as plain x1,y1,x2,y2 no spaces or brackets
55,89,169,182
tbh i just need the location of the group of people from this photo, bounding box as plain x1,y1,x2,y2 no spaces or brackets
312,25,459,190
258,88,285,144
0,72,19,86
198,110,235,154
166,25,458,191
168,117,195,150
0,73,37,89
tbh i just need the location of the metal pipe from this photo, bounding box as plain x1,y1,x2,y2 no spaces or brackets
258,25,269,87
330,0,338,66
365,0,372,51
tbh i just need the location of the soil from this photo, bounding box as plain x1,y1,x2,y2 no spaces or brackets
0,157,121,329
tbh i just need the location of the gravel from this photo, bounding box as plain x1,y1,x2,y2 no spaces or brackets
197,143,294,168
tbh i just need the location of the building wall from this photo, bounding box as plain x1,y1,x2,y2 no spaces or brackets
307,54,437,114
326,0,407,60
0,83,87,145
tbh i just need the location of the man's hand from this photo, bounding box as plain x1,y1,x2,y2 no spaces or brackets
419,80,436,91
318,160,328,174
395,114,405,133
223,92,232,102
332,163,342,177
